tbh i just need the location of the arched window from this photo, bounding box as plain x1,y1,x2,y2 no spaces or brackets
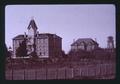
78,42,85,50
87,42,92,51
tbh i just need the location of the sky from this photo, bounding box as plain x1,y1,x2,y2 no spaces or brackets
5,4,116,53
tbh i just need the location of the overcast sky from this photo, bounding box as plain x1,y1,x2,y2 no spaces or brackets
5,4,115,53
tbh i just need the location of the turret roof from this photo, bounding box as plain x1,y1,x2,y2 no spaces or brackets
27,19,38,30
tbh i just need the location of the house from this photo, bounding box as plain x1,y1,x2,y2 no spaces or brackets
12,19,62,59
71,38,99,51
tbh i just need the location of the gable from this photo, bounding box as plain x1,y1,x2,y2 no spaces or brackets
27,19,38,30
71,38,98,46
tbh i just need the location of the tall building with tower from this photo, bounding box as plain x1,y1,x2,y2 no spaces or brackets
13,19,62,59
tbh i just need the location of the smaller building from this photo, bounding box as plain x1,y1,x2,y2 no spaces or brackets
71,38,99,51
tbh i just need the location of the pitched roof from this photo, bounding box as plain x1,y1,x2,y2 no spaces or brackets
13,33,62,40
37,33,62,39
13,35,25,40
27,19,38,30
71,38,98,46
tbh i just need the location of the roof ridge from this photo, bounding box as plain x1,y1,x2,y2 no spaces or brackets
13,34,24,39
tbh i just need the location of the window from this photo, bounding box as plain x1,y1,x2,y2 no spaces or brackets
44,52,45,55
80,42,84,46
42,52,44,56
41,39,44,43
44,39,48,43
88,42,92,46
71,46,75,50
78,45,84,50
40,52,41,55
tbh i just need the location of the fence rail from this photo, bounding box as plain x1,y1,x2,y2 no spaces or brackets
5,63,115,80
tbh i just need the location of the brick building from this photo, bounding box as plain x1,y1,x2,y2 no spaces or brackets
12,19,62,59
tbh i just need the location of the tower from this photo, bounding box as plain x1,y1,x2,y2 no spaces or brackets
107,36,114,49
27,18,38,55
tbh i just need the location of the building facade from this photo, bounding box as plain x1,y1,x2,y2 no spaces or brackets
13,19,62,59
71,38,99,51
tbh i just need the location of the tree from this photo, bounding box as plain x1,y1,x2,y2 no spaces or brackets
30,51,38,59
5,44,11,63
7,51,12,57
29,51,38,65
5,44,11,57
62,50,66,57
16,39,27,57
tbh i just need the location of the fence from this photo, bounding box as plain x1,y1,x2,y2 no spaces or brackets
5,63,115,80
